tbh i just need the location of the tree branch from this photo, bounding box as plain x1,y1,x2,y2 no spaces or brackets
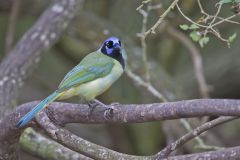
36,111,149,160
7,99,240,127
0,0,81,117
168,146,240,160
20,127,92,160
144,0,179,36
1,99,240,159
0,0,82,159
156,116,236,158
36,111,240,160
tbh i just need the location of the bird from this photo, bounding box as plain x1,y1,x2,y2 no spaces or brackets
16,36,125,127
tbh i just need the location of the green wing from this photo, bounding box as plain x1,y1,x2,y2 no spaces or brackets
57,51,114,92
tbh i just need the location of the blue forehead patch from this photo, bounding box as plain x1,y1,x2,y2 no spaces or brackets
104,37,120,43
99,36,121,55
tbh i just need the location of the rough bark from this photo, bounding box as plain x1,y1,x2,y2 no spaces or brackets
1,99,240,159
0,0,82,159
167,146,240,160
20,128,92,160
0,0,80,117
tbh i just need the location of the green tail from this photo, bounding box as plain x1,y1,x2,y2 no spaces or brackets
16,91,60,127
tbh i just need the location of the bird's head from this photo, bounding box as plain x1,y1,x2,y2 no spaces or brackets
100,37,122,55
99,37,125,69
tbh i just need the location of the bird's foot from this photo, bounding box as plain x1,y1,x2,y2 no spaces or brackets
87,99,114,119
87,101,97,119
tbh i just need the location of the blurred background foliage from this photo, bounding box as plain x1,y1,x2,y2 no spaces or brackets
1,0,240,159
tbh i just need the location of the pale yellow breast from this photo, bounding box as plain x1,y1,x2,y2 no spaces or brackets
58,60,124,101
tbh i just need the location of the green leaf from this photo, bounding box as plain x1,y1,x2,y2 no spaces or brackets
228,33,237,42
199,36,210,48
179,24,189,30
189,24,200,30
190,31,201,42
235,0,240,3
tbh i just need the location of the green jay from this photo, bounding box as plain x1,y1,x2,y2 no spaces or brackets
17,37,125,127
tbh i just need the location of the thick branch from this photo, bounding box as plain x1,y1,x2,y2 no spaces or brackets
0,0,81,117
36,111,149,160
38,99,240,124
6,99,240,128
1,99,240,159
0,0,82,159
1,99,240,147
168,146,240,160
20,127,92,160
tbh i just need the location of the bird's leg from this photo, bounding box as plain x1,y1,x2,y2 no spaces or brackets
87,99,114,119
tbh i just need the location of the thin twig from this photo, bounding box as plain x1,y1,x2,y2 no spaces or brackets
178,2,239,28
176,3,208,28
126,68,167,102
138,1,210,151
137,2,151,82
197,0,239,25
177,2,240,45
137,2,211,148
144,0,179,36
212,14,240,27
156,116,236,158
179,119,222,150
204,3,222,36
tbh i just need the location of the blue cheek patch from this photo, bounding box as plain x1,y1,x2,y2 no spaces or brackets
106,48,113,55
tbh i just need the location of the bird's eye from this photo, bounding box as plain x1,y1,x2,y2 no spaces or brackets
106,40,113,48
118,40,121,46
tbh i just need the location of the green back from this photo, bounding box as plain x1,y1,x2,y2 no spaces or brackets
57,51,114,92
